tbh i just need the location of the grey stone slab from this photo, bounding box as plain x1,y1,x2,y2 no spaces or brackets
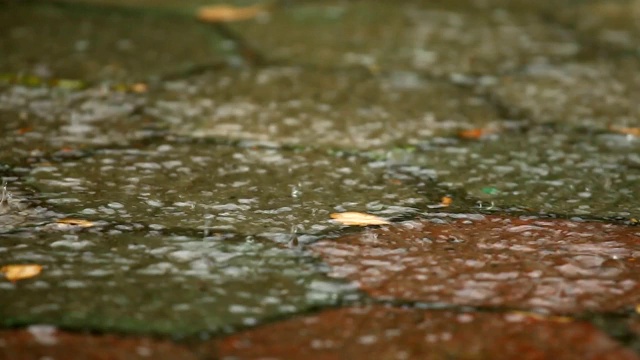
408,128,640,218
153,67,499,149
0,3,221,82
25,142,436,237
237,1,581,75
0,230,356,335
552,0,640,54
487,60,640,127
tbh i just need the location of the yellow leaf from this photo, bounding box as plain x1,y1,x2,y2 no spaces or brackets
196,3,269,23
609,125,640,137
330,212,390,226
130,83,148,94
56,218,95,228
440,196,453,207
1,264,42,282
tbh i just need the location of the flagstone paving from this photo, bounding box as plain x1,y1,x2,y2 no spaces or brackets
311,215,640,313
216,306,639,360
1,0,640,358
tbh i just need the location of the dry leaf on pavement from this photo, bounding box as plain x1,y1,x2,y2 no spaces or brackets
1,264,43,282
196,3,269,23
440,196,453,207
609,125,640,137
330,212,390,226
56,218,95,228
458,128,498,139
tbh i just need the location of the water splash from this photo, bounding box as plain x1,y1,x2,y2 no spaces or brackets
290,182,302,198
0,179,7,206
203,214,215,239
0,179,11,214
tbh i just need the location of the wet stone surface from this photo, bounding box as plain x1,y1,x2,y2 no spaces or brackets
487,60,640,128
0,89,149,162
23,141,441,237
551,0,640,54
0,230,357,335
0,326,204,360
406,128,640,218
154,67,499,149
0,2,221,82
311,215,640,313
216,306,639,360
1,0,640,357
237,1,583,75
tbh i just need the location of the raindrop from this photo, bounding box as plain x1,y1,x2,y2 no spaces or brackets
290,182,302,198
447,236,464,244
357,334,377,345
0,179,8,211
203,214,215,238
288,224,301,247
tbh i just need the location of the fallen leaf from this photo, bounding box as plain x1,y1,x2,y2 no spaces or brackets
458,128,497,139
196,3,268,23
609,125,640,137
440,196,452,207
330,212,390,226
56,218,95,228
17,126,33,135
1,264,42,282
428,196,453,209
510,311,573,324
216,307,633,360
130,83,148,93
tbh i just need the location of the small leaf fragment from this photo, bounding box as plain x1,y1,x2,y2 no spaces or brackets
130,83,148,93
196,3,268,23
609,125,640,137
510,311,573,324
440,196,453,207
17,126,34,135
458,128,488,139
1,264,42,282
56,218,95,228
330,212,390,226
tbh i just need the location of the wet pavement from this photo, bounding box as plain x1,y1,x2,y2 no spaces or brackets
1,0,640,358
